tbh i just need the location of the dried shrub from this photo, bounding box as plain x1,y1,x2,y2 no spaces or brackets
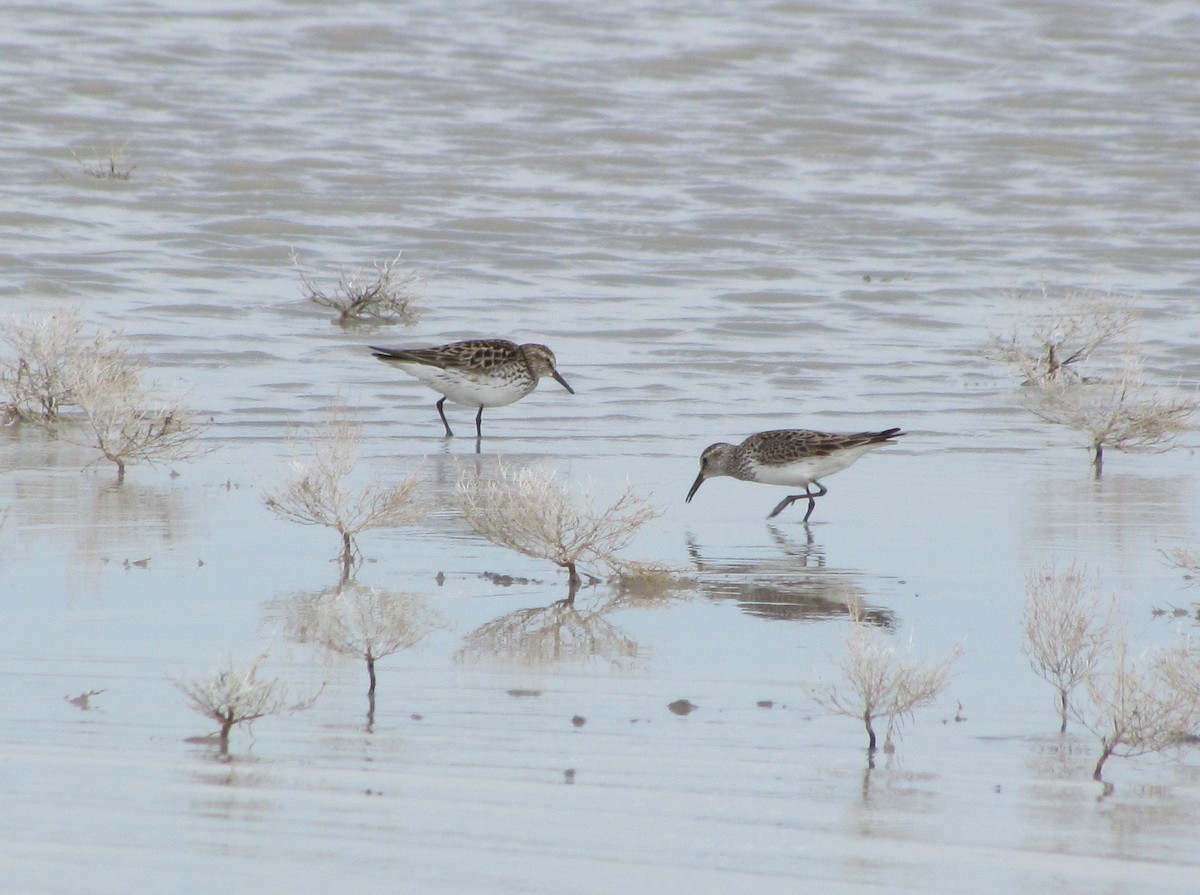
1,311,206,479
989,288,1195,476
1077,630,1200,780
1024,353,1194,477
176,652,318,754
811,607,961,756
1021,562,1113,733
264,408,426,579
988,288,1135,385
65,355,206,481
70,141,135,179
0,310,127,425
291,249,424,325
1163,547,1200,586
456,462,664,599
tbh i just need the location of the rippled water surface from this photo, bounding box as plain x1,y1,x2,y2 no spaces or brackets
3,1,1200,892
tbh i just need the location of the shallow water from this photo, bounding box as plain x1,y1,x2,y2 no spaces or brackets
3,1,1200,892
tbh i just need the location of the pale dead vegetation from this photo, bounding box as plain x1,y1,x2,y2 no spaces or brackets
1024,353,1194,477
1077,630,1200,781
1021,559,1200,780
1156,640,1200,707
1021,562,1113,733
1,311,207,480
810,605,961,757
988,287,1135,385
70,141,135,179
290,249,425,325
1164,547,1200,586
989,288,1195,476
456,462,666,599
1,310,127,425
176,652,319,754
65,358,206,481
264,408,426,579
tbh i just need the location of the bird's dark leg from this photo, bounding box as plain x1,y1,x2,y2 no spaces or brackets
768,493,804,519
767,482,828,520
436,397,454,438
474,406,484,439
801,481,828,521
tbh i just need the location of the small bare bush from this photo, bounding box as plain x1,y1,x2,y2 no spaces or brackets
176,652,318,754
2,311,206,478
1025,353,1194,477
291,249,424,325
1157,640,1200,707
264,408,426,579
1022,562,1113,733
456,462,664,599
990,289,1194,476
1077,630,1200,780
0,310,127,425
988,288,1135,386
811,609,961,756
65,355,206,481
70,141,135,179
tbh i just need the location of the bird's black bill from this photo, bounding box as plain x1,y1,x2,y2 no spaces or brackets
685,471,706,503
553,371,575,394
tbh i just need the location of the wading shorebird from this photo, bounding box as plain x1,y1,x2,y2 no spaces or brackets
370,339,574,438
685,427,905,521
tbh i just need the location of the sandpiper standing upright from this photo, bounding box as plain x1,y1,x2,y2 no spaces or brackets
370,339,574,438
686,427,904,521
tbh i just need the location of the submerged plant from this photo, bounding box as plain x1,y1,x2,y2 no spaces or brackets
1021,562,1113,733
291,249,425,325
264,408,426,580
811,609,960,758
176,652,318,755
456,462,663,600
70,140,135,179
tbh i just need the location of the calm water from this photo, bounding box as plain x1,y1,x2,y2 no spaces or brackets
3,1,1200,892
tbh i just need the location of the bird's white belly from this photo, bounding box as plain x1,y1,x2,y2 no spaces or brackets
747,446,878,486
405,366,533,408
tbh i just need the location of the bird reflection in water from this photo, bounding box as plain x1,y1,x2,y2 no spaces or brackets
687,528,896,629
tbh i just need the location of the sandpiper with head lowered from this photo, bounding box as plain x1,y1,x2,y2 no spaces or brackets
685,427,904,521
370,339,574,438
